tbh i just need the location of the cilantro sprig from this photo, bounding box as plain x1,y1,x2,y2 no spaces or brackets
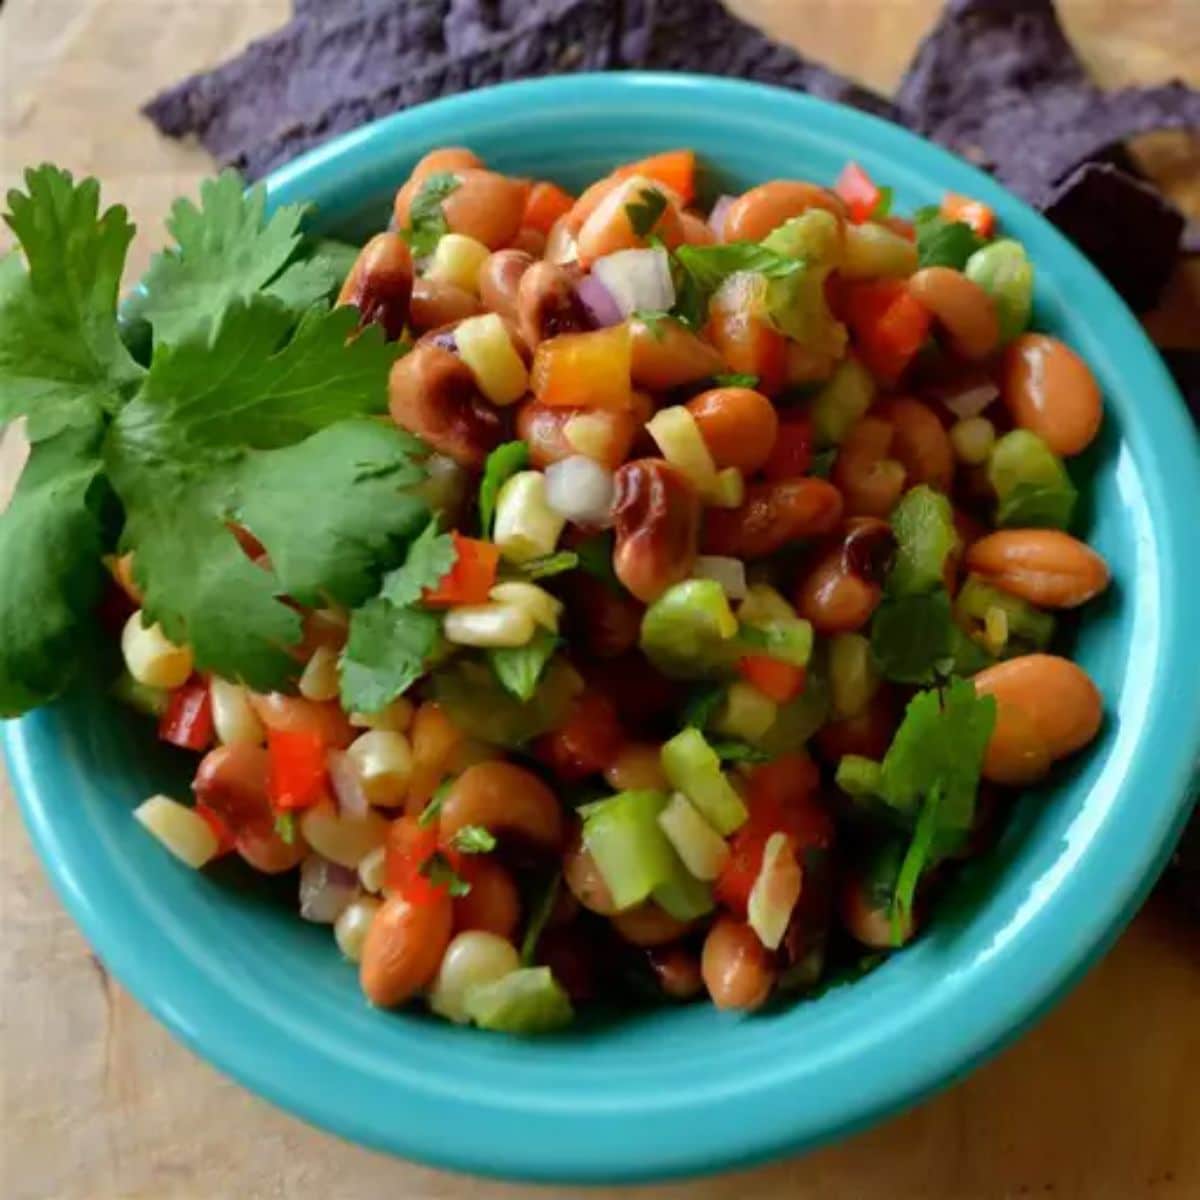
403,172,461,257
625,187,668,238
913,205,987,270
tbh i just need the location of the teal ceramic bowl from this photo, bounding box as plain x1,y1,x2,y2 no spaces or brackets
5,75,1200,1184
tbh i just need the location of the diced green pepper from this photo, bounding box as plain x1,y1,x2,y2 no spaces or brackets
987,430,1077,531
965,239,1033,343
889,484,956,596
639,579,739,680
463,967,573,1034
580,790,674,910
660,727,748,835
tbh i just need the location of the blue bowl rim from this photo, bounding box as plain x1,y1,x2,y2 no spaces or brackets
5,72,1200,1184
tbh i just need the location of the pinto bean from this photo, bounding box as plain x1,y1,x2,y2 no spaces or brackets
1001,333,1103,457
908,267,1000,361
439,761,565,851
360,892,453,1007
965,529,1110,609
722,180,846,243
700,916,776,1010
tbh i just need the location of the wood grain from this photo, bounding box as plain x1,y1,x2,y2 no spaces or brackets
1,2,1198,1197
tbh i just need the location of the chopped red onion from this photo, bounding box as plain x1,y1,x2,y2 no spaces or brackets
328,750,369,820
591,247,675,318
693,555,748,601
545,456,616,527
299,855,358,924
941,381,999,420
575,273,624,329
709,194,737,239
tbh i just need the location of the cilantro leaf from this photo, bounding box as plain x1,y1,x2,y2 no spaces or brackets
340,599,441,713
450,825,498,854
913,206,987,270
682,683,726,730
512,551,578,581
890,786,942,943
520,871,562,965
488,629,559,702
889,485,956,597
274,812,296,844
810,448,838,478
133,171,341,346
380,520,457,607
0,166,144,440
107,297,419,688
870,187,894,220
631,309,670,340
625,187,668,238
996,480,1077,531
670,241,801,329
478,441,529,536
713,373,759,388
870,590,955,684
0,420,110,715
420,849,472,897
403,173,461,258
418,781,452,828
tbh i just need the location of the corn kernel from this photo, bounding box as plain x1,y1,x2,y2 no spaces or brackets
121,611,193,690
345,730,413,807
564,412,614,461
493,471,565,562
443,603,536,648
950,416,997,466
358,845,387,894
298,644,341,702
455,313,529,406
209,677,265,746
349,696,414,733
334,896,380,963
426,232,490,294
134,795,218,868
489,581,562,631
299,801,390,869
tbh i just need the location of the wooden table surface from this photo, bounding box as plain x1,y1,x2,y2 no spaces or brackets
2,2,1198,1197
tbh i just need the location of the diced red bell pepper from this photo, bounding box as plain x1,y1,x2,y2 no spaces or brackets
841,279,932,386
714,753,831,916
266,727,329,811
158,677,215,752
421,533,499,608
940,192,995,238
835,162,883,224
534,691,626,782
762,417,814,481
523,181,576,235
736,656,806,704
384,816,466,906
194,802,237,857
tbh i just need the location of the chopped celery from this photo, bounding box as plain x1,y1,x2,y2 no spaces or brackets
660,727,748,835
761,209,843,267
639,579,739,680
753,617,814,668
965,239,1033,343
987,430,1077,531
657,792,730,881
580,790,674,909
653,868,715,922
836,754,884,798
747,832,802,950
709,680,778,743
754,670,830,756
809,356,875,447
760,211,847,357
433,657,581,747
738,583,796,625
463,967,573,1034
889,485,956,596
955,575,1055,657
112,671,169,719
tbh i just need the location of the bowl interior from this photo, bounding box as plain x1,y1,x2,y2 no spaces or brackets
7,74,1200,1184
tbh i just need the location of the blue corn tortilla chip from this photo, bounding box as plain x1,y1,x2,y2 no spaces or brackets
1042,163,1185,314
896,0,1200,207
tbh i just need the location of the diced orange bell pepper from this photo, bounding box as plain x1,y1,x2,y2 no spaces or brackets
737,655,806,704
841,279,932,386
522,181,575,235
267,728,329,811
421,533,499,608
940,192,995,238
613,149,697,205
531,325,634,411
835,162,883,224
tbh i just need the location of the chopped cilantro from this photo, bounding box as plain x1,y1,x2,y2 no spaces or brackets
520,871,562,966
417,781,452,828
810,447,838,478
889,485,956,597
380,519,457,607
625,187,668,238
450,825,498,854
513,551,579,581
478,440,529,537
403,172,461,257
681,683,726,730
419,850,472,897
274,812,296,844
870,186,894,220
913,205,987,270
713,372,759,388
670,240,802,329
870,590,955,685
488,628,560,702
